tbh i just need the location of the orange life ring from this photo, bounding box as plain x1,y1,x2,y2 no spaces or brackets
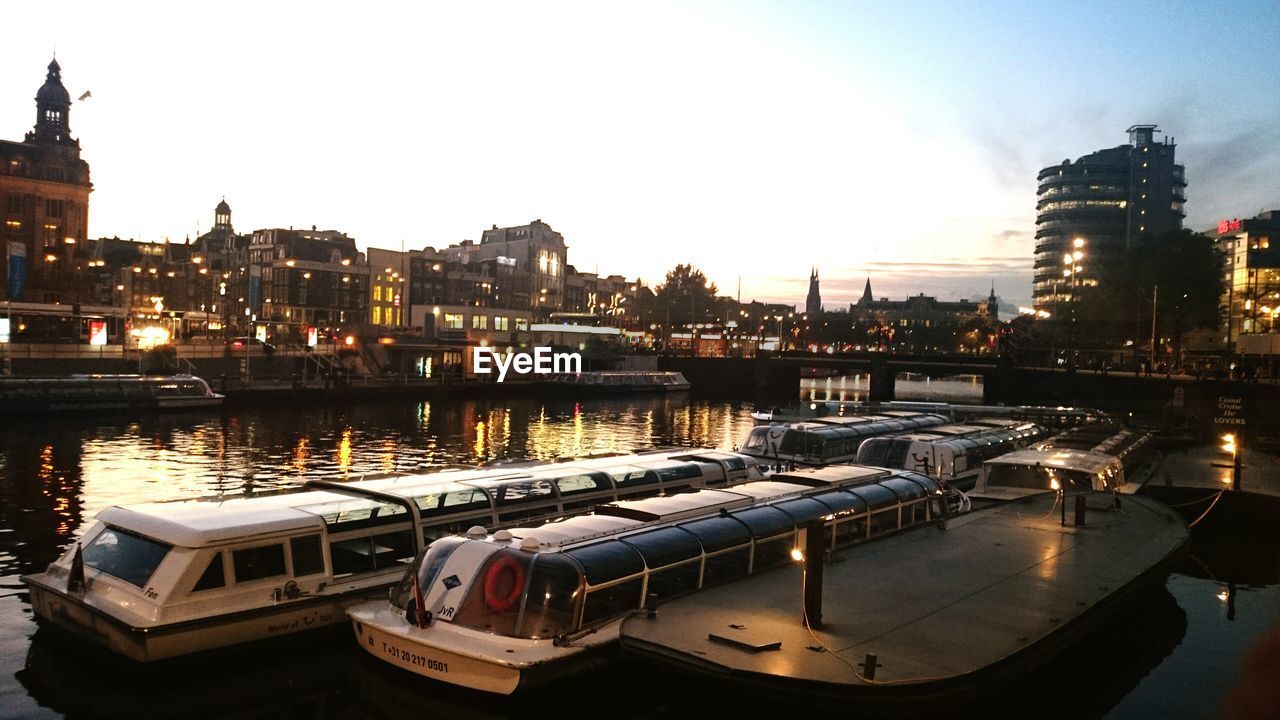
483,555,525,612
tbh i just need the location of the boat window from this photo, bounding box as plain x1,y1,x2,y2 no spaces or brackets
330,529,416,577
752,535,796,572
495,480,558,524
678,516,750,553
581,578,644,626
986,465,1094,490
731,506,795,540
701,546,751,588
848,484,899,511
191,552,225,592
452,549,532,637
566,541,645,585
772,497,832,526
655,464,701,482
298,498,410,533
290,535,325,577
518,554,582,639
898,472,942,494
810,490,868,517
610,468,660,492
833,514,868,547
620,527,701,569
392,538,465,610
742,428,768,452
555,472,612,496
646,560,701,601
232,544,286,583
856,438,891,466
881,477,928,502
495,480,555,505
414,485,492,517
869,507,900,535
81,527,171,588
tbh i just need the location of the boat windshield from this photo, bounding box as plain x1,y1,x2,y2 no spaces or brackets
81,526,172,588
985,465,1098,491
392,537,465,610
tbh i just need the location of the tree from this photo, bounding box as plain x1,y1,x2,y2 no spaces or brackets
653,264,719,327
1079,229,1224,358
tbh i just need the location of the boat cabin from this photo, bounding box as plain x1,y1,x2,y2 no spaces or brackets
972,424,1154,500
384,466,950,644
853,420,1046,485
738,412,950,466
30,448,768,645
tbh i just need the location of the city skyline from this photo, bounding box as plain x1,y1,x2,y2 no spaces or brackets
2,2,1278,310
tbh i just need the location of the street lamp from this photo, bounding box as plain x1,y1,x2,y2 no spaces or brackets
1062,237,1086,372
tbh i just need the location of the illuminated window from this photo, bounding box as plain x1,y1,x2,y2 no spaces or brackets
372,306,382,325
373,286,382,302
515,318,530,332
494,316,510,331
472,314,488,330
444,313,464,329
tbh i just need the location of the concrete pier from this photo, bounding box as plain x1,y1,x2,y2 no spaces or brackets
620,492,1187,710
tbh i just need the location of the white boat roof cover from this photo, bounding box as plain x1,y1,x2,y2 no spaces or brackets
92,448,739,547
606,488,753,519
983,447,1120,475
773,465,889,486
712,480,811,501
96,489,350,547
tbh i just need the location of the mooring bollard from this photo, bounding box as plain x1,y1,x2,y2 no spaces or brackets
1074,495,1087,526
860,653,881,680
645,592,658,618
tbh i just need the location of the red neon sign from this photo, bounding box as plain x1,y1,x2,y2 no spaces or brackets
1218,219,1243,234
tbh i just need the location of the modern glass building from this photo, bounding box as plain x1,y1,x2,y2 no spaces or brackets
1033,125,1186,316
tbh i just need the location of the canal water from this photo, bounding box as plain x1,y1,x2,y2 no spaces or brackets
0,377,1275,718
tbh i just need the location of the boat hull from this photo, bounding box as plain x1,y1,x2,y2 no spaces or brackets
348,605,616,695
25,577,370,662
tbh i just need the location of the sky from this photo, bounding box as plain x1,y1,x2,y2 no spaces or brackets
2,1,1278,311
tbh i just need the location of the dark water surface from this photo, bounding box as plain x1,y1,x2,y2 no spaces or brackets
0,385,1275,718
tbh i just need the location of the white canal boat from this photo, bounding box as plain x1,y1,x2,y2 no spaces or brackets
22,448,768,662
737,411,951,466
853,419,1048,490
971,423,1156,500
347,463,962,695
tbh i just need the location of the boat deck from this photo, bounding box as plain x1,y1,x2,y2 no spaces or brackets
620,492,1187,708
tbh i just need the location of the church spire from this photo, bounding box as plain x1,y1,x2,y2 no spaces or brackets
860,277,874,306
806,267,822,315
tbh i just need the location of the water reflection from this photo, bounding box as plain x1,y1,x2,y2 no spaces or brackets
0,394,1275,719
801,373,985,404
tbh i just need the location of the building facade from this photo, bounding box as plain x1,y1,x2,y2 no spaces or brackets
848,278,999,352
1,59,93,304
1211,211,1280,352
442,220,567,314
1033,125,1186,316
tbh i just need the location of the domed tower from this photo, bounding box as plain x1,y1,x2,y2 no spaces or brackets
32,57,74,146
214,198,232,232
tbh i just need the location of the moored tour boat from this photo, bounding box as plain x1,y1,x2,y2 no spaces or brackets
970,423,1156,500
22,448,768,662
737,411,951,467
0,374,223,414
347,463,963,694
853,419,1047,490
547,371,691,393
